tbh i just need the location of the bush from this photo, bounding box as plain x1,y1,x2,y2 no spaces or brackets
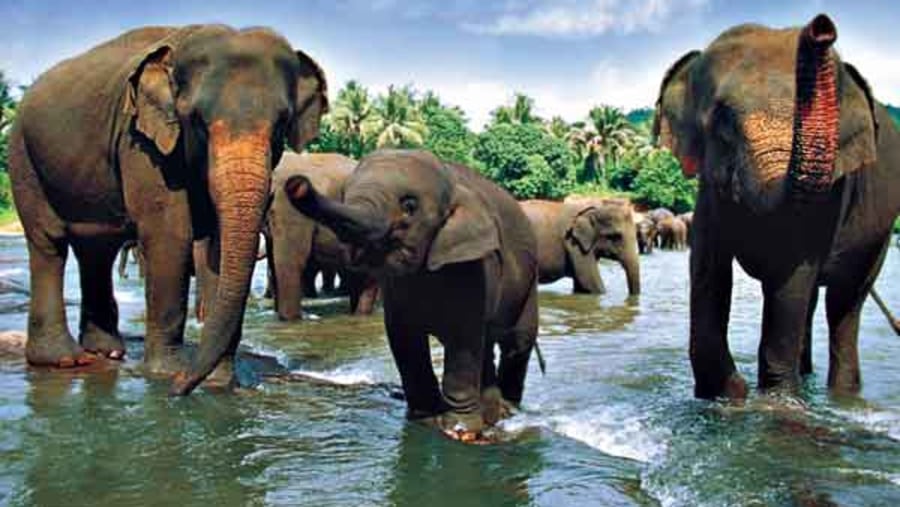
0,172,12,210
631,150,697,213
473,123,575,200
422,104,476,166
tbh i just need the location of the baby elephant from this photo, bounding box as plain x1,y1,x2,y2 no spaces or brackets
285,150,539,441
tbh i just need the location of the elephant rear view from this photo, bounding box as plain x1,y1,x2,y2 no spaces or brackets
284,150,539,442
521,199,640,295
654,14,900,399
8,25,328,395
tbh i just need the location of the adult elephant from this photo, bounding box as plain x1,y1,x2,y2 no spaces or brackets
520,199,640,295
677,212,694,245
285,150,539,442
8,26,328,396
654,14,900,399
267,152,379,320
656,216,687,250
634,213,657,254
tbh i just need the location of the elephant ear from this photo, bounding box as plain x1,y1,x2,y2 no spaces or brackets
566,208,598,255
126,45,180,156
426,184,500,271
653,50,702,177
835,62,879,177
287,50,329,152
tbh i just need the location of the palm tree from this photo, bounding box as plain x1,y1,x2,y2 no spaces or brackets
329,80,374,157
365,85,428,149
570,106,638,184
544,116,570,140
0,72,16,133
490,93,541,127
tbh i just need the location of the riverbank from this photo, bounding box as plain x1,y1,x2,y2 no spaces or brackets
0,208,22,235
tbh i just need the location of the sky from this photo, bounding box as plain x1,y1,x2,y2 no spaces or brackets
2,0,900,129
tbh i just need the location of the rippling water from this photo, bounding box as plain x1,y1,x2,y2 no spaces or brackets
1,235,899,506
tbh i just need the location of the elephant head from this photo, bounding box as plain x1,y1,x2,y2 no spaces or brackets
653,14,878,214
565,203,641,295
138,27,328,395
284,150,499,277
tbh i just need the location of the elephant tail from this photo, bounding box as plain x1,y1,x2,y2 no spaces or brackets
533,340,547,376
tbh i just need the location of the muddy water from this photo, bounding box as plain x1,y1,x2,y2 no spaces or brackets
1,235,899,506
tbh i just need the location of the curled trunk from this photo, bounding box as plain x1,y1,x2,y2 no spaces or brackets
789,14,839,198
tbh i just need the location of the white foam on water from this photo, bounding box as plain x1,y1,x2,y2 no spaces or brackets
113,289,143,304
0,268,25,278
290,366,378,386
836,407,900,441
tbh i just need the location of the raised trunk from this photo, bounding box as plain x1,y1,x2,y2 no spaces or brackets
789,14,839,198
285,175,389,248
170,129,271,396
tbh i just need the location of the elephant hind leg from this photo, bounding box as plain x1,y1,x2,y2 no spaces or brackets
72,235,127,360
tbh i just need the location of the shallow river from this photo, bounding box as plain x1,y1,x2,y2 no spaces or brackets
1,235,899,506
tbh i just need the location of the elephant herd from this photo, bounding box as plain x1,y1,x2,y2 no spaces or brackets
7,15,900,441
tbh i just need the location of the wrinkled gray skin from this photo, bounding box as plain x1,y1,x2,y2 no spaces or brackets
655,14,900,399
8,25,327,396
521,199,640,295
285,150,539,440
678,212,694,245
267,152,379,321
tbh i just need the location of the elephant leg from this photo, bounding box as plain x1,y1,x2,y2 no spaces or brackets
117,245,130,279
137,211,192,375
383,296,443,418
301,263,319,299
800,286,819,376
570,252,605,294
320,267,337,295
689,198,742,399
71,235,126,359
758,265,819,392
348,274,378,315
263,232,274,299
496,284,538,407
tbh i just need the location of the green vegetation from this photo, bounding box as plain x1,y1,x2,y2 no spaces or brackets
308,82,698,207
887,104,900,129
0,71,17,215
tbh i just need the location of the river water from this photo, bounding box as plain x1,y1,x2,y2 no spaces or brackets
0,235,899,506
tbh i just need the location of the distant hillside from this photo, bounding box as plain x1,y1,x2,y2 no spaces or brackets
887,104,900,128
626,108,654,126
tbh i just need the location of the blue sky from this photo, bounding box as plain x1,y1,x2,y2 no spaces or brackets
3,0,899,129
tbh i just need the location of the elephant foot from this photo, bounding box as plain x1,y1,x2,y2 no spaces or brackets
26,332,97,368
144,344,188,377
437,411,489,445
481,386,515,426
202,357,237,391
695,371,748,400
80,326,126,360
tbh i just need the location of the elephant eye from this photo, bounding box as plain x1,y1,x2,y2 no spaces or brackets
399,195,418,216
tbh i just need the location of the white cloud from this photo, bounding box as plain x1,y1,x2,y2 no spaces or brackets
463,0,708,38
836,38,900,105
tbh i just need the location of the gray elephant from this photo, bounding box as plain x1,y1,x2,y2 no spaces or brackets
656,216,688,250
285,150,539,442
267,152,379,320
654,14,900,398
520,199,640,295
8,26,327,395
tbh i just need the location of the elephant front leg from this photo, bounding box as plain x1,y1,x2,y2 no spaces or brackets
759,265,819,393
138,214,192,375
71,235,127,360
383,297,444,419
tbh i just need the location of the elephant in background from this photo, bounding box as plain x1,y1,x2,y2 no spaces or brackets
520,199,640,295
8,25,327,396
654,14,900,398
117,240,145,279
285,150,539,441
656,216,688,250
678,212,694,245
267,152,379,321
634,213,657,254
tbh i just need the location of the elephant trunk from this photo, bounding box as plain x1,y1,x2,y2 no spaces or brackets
789,14,839,198
284,175,389,250
272,226,304,321
621,236,641,296
170,124,271,396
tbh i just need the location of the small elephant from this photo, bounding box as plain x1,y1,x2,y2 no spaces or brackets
654,14,900,398
285,150,539,441
8,25,328,395
520,199,640,295
635,214,658,255
267,152,379,320
677,212,694,245
656,216,688,250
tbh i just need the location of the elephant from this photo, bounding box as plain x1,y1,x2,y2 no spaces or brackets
635,214,657,254
520,199,640,295
284,149,539,441
677,212,694,245
653,14,900,399
267,151,379,320
8,25,328,396
647,207,675,224
117,240,145,279
656,216,688,250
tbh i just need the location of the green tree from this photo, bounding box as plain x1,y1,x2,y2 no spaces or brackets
631,149,697,213
489,93,542,127
1,71,18,182
328,80,375,158
473,122,575,200
365,85,428,149
420,91,476,165
544,116,570,140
